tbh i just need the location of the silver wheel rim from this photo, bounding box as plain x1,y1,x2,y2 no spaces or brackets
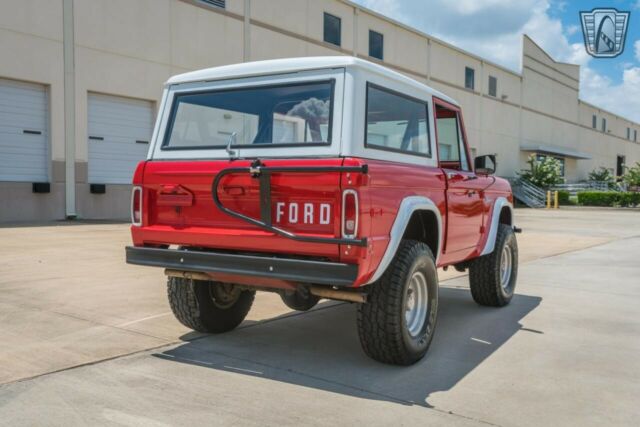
209,283,241,309
405,271,428,338
500,245,513,290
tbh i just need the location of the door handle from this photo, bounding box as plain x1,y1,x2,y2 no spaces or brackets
157,185,194,207
467,190,477,197
447,171,479,182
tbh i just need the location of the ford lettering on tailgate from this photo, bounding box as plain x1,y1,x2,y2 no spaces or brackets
274,202,331,225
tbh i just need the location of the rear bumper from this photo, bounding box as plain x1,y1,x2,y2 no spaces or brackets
125,246,358,287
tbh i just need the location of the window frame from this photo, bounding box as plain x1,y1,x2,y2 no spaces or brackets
323,12,342,47
635,129,637,142
433,96,473,172
592,114,597,129
488,75,497,97
627,127,631,140
161,79,335,151
465,67,475,90
602,117,607,132
368,30,384,60
364,82,432,159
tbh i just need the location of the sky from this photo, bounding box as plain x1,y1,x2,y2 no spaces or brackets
351,0,640,123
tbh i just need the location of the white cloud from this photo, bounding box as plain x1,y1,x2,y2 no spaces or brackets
565,24,579,36
580,67,640,123
354,0,640,122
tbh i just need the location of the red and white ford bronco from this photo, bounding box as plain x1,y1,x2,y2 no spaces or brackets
126,57,519,365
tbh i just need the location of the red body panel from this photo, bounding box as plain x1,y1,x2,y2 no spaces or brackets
132,158,346,259
131,154,512,288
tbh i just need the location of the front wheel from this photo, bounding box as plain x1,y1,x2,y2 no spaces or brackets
468,224,518,307
167,277,255,333
357,240,439,366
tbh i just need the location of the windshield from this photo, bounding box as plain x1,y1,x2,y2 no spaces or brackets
163,80,333,149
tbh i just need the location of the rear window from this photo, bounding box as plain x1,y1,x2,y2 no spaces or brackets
163,80,334,150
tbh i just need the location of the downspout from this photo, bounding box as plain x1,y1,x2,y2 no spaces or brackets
63,0,76,218
243,0,251,61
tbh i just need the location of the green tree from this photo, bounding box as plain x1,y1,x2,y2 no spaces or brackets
622,162,640,187
518,155,563,188
587,167,616,189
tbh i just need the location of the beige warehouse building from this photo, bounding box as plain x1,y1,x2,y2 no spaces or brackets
1,0,639,222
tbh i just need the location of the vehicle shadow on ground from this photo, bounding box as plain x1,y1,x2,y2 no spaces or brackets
153,286,541,407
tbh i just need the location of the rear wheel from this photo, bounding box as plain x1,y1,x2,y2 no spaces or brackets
357,240,439,365
468,224,518,307
167,277,255,333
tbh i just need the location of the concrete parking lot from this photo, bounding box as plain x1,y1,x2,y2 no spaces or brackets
1,208,639,426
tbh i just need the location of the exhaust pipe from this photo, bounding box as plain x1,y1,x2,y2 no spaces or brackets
310,286,366,304
164,269,366,304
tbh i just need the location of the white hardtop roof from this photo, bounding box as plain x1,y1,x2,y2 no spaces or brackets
166,56,457,106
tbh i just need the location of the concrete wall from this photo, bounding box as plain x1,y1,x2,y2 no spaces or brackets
1,0,639,222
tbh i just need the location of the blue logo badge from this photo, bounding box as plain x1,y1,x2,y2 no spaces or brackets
580,8,630,58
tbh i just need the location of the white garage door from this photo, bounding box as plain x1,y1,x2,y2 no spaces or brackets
88,93,153,184
0,78,48,182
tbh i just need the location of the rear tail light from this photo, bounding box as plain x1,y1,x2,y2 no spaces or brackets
341,189,358,239
131,186,142,226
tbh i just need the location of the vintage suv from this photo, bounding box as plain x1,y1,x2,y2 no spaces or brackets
126,57,519,365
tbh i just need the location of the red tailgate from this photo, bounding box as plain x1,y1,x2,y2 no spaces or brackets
132,158,351,260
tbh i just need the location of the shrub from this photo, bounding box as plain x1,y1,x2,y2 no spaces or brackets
622,162,640,187
518,155,563,188
577,191,640,207
557,190,571,205
587,167,616,189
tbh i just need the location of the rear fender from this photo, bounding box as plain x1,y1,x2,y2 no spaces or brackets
365,196,442,285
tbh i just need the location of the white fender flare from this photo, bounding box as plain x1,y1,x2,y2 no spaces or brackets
480,197,514,256
365,196,442,285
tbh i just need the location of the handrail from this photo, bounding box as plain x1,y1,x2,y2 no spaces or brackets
509,177,546,208
211,160,369,246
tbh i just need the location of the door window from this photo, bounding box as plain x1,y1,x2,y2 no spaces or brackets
435,104,469,171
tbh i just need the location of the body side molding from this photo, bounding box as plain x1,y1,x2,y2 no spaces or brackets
365,196,442,285
480,196,514,256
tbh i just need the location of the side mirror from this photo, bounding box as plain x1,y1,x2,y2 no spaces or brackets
474,154,496,176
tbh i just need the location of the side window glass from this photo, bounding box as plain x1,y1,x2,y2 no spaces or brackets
365,83,431,157
436,104,469,171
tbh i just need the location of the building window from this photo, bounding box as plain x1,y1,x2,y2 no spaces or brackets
602,118,606,132
369,30,384,60
365,83,431,157
592,115,597,129
627,127,631,140
199,0,225,8
465,67,475,90
488,76,497,97
323,13,341,47
616,155,625,177
635,130,638,142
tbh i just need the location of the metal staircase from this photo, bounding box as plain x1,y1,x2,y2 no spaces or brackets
508,178,546,208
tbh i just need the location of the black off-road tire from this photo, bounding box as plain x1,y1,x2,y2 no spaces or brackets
357,240,439,366
468,224,518,307
167,277,255,333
